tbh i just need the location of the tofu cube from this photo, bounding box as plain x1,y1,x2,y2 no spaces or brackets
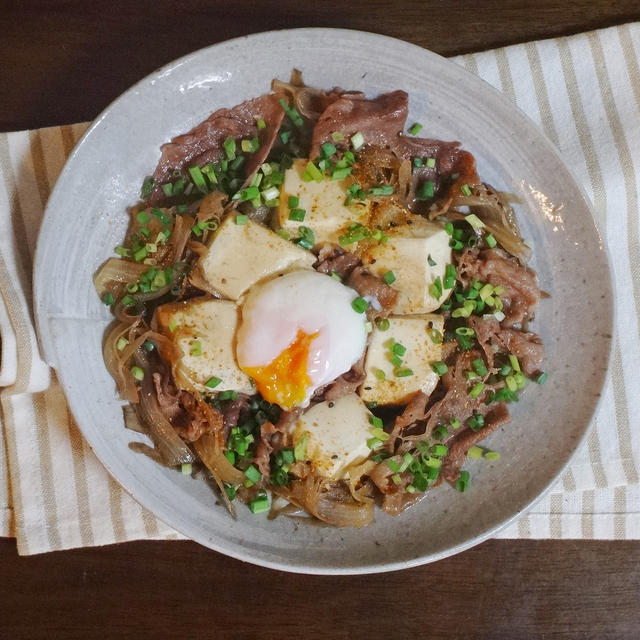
277,158,369,244
359,220,452,314
293,393,374,480
197,215,315,300
155,298,253,394
359,314,444,405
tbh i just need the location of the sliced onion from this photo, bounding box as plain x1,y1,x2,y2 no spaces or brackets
94,258,148,298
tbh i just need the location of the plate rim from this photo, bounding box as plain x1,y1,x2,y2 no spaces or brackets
33,27,615,575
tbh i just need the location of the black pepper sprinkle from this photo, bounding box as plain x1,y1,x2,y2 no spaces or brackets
328,401,335,408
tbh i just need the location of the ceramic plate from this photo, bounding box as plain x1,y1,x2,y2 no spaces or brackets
34,29,613,574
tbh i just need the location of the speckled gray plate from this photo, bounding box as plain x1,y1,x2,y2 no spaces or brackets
34,29,613,574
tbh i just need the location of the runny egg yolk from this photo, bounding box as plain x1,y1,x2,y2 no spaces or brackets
242,330,318,409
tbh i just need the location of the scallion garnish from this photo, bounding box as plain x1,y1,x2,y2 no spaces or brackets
485,233,497,248
235,214,248,226
375,318,390,331
130,366,144,381
351,297,367,314
417,180,435,200
289,208,306,222
408,123,423,135
102,292,114,306
249,491,269,514
351,131,364,150
431,361,448,376
205,376,222,389
455,470,470,492
426,157,436,168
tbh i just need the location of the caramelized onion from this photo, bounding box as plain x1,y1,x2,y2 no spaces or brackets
93,258,148,298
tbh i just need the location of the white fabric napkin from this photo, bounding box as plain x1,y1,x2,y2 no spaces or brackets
0,23,638,554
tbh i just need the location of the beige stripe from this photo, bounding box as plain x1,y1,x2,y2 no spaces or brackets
65,405,96,547
107,476,127,541
581,489,595,538
524,42,561,146
32,393,61,549
586,424,607,489
0,134,33,296
0,254,32,391
494,48,516,103
556,38,615,491
557,38,607,226
587,29,640,485
461,53,479,75
60,125,76,158
613,486,626,540
619,25,640,111
562,468,577,492
141,506,160,538
29,130,50,213
611,343,639,484
549,494,562,538
1,399,27,553
517,514,531,538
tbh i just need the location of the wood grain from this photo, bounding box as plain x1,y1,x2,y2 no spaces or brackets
0,537,638,639
1,0,640,130
2,2,639,638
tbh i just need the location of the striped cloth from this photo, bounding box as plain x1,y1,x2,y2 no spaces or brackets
1,23,639,554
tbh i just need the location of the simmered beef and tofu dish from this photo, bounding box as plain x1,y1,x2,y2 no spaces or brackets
95,71,547,526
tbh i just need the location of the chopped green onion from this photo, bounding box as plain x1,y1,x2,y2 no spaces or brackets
188,166,208,194
134,247,147,262
233,186,260,203
395,368,414,377
413,157,423,168
375,318,390,331
280,130,291,144
469,382,485,398
261,186,279,202
223,137,236,160
241,137,260,153
432,425,449,441
294,431,309,461
218,390,239,401
116,337,129,351
351,131,364,150
162,183,173,197
205,376,222,389
391,342,407,357
190,340,202,357
331,167,352,180
450,417,461,429
294,226,315,250
431,361,448,376
429,328,443,344
380,271,396,286
249,491,269,514
302,161,324,183
485,233,497,248
288,195,299,209
427,254,437,267
351,297,367,313
331,131,344,142
369,415,384,429
406,484,416,494
257,118,266,130
141,176,154,199
445,222,454,235
114,246,130,257
235,214,248,226
321,141,336,157
472,358,488,376
455,470,470,492
130,366,144,381
279,98,304,127
443,264,456,289
509,354,521,373
460,184,472,196
431,444,448,457
467,446,483,459
387,459,401,473
417,180,435,200
484,451,501,461
408,123,423,135
243,464,261,486
429,276,443,300
102,292,114,306
137,210,151,225
426,157,436,168
369,185,394,196
288,208,306,222
535,372,548,385
465,213,485,230
367,437,383,450
466,413,485,431
390,354,403,367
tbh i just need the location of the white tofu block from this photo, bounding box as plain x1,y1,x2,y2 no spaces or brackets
198,214,315,300
359,219,452,314
359,314,444,405
277,158,370,244
293,393,374,480
155,298,253,394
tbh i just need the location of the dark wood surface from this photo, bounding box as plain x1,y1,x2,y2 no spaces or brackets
2,2,640,638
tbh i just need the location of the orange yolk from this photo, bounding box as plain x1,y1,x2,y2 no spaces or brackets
242,330,318,409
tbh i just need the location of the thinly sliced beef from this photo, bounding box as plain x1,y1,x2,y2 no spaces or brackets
219,394,251,441
386,391,429,450
322,358,366,402
254,421,277,478
441,403,511,482
310,90,409,158
152,371,224,442
314,243,361,279
469,316,545,376
457,248,540,327
392,136,479,214
346,266,398,317
148,93,285,204
175,390,224,442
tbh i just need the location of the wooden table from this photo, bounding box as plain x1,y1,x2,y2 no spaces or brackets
2,2,639,638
